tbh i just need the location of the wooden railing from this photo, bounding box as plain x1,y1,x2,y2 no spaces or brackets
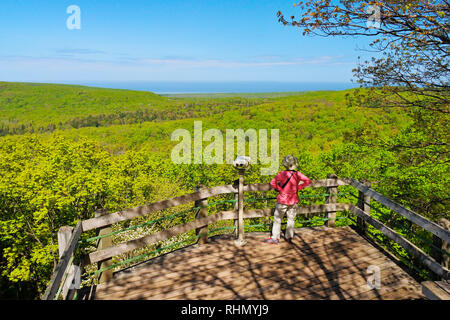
348,178,449,279
42,175,450,300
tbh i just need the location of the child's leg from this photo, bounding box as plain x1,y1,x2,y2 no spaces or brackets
271,203,286,240
285,204,298,239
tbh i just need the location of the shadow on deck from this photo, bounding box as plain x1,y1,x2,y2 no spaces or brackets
86,226,424,300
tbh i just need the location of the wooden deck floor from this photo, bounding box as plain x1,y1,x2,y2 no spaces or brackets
91,226,424,300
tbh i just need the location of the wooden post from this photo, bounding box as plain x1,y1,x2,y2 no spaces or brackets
58,226,75,299
57,226,82,300
195,185,208,245
95,209,113,284
234,169,247,246
431,218,450,280
325,174,338,227
43,223,82,300
357,179,371,235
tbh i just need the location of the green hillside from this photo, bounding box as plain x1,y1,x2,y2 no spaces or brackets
0,82,407,153
0,82,264,136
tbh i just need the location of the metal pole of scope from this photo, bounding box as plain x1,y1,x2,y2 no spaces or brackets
235,168,247,246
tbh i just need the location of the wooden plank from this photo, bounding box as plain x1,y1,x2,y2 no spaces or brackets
96,240,377,299
165,248,386,300
110,227,349,281
232,240,395,300
321,274,417,300
322,263,419,300
94,228,352,283
369,285,424,300
240,262,404,301
95,228,368,295
109,228,358,278
95,232,366,295
349,204,450,279
94,225,424,301
97,227,360,289
239,252,414,300
96,237,382,300
349,178,450,243
147,249,396,300
135,261,385,300
42,222,83,300
421,281,450,300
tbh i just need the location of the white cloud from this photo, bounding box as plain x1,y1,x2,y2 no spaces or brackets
0,54,355,82
137,55,352,68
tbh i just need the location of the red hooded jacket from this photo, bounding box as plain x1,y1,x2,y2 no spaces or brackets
270,170,311,205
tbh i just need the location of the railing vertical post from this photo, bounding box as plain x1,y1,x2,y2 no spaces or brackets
195,185,208,245
357,179,371,235
95,209,113,284
57,226,77,299
431,218,450,280
325,174,338,227
234,169,247,246
58,226,74,258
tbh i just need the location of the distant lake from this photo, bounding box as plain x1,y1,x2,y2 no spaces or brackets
60,81,358,94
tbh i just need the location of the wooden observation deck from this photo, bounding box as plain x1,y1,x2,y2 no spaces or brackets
42,175,450,301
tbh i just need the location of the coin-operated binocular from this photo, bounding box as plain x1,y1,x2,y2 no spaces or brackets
232,155,251,171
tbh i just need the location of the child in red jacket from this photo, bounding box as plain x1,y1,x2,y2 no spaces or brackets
264,155,311,244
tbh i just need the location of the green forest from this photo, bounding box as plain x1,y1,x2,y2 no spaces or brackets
0,81,448,299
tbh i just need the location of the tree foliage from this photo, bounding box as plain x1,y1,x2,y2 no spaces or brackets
277,0,449,142
277,0,449,217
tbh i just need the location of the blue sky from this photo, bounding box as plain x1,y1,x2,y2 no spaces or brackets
0,0,372,83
